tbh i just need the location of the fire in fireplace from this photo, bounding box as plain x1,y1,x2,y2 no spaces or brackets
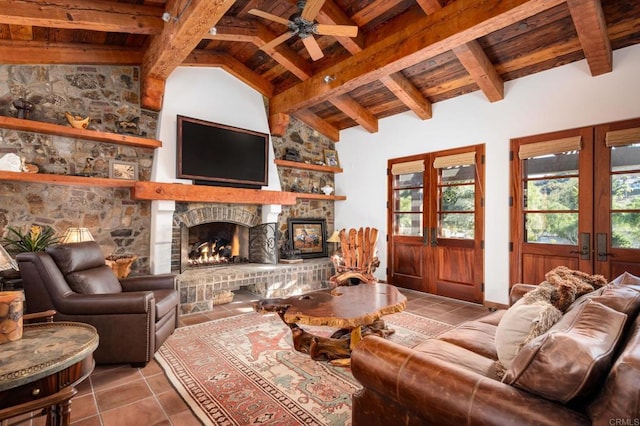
187,222,249,267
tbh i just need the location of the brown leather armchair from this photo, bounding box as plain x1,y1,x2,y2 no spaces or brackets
16,241,179,367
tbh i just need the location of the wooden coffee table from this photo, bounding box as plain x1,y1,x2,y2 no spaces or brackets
254,283,407,364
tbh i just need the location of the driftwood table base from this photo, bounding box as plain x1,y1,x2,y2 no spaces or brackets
254,283,406,363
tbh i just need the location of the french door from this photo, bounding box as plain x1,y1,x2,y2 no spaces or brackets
387,145,485,303
510,118,640,285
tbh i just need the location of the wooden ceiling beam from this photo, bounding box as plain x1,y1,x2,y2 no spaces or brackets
0,40,141,64
208,18,312,80
0,0,163,35
9,25,32,41
210,15,378,137
418,0,504,103
293,110,340,142
350,0,404,26
141,0,235,110
566,0,612,76
329,94,378,133
183,51,274,98
271,0,564,115
313,1,431,120
379,73,432,120
452,41,504,102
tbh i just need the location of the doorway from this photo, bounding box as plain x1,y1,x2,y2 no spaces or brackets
387,144,485,303
510,117,640,285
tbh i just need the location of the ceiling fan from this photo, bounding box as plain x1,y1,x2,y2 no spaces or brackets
249,0,358,61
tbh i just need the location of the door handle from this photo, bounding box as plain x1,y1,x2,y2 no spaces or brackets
569,232,591,260
596,233,614,261
430,227,438,246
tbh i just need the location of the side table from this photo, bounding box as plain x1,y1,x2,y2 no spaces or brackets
0,321,99,425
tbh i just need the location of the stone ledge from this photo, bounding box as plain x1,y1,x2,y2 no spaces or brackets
177,258,334,315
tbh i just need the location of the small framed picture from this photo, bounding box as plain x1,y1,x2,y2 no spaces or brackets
109,160,138,180
324,149,340,168
287,218,328,258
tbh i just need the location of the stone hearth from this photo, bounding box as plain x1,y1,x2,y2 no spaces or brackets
177,258,333,314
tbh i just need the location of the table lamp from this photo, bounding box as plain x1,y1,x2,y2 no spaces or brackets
61,227,94,244
327,230,341,256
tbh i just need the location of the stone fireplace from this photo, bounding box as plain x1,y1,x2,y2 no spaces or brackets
171,204,277,272
171,203,333,314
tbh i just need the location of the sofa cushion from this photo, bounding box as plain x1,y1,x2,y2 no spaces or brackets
503,299,627,403
413,339,500,379
438,319,500,360
590,271,640,318
588,316,640,423
65,265,123,294
494,297,562,369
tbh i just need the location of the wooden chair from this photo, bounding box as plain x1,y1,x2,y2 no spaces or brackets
330,227,380,286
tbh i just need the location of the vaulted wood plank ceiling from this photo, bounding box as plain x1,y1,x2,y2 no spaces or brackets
0,0,638,141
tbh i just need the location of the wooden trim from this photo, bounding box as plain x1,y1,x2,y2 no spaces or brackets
0,116,162,149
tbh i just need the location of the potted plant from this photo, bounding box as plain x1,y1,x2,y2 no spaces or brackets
2,225,60,254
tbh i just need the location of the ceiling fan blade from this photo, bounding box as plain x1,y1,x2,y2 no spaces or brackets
315,24,358,38
248,9,292,26
302,36,324,61
260,31,295,53
301,0,326,21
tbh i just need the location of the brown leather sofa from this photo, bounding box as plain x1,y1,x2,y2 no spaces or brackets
17,241,179,367
351,272,640,425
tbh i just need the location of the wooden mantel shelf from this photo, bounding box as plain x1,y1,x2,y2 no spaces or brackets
133,181,300,205
0,116,162,149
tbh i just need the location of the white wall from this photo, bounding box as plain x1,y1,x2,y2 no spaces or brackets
149,67,281,273
335,44,640,305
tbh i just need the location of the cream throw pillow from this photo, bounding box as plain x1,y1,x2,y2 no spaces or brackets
495,298,562,370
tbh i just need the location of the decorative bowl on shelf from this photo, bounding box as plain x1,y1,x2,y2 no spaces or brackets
65,112,90,129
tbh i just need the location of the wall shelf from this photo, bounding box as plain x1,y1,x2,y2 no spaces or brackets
0,116,162,149
274,159,343,173
295,193,347,201
0,171,135,188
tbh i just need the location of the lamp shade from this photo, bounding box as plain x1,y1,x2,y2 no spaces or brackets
61,227,94,244
0,244,18,271
327,231,341,243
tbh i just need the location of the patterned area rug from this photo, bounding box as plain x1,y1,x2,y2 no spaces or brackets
155,311,452,425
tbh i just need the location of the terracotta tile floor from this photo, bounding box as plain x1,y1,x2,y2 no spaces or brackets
7,288,489,426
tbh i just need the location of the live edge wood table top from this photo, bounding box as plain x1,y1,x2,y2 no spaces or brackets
282,283,407,328
0,322,99,425
255,283,407,363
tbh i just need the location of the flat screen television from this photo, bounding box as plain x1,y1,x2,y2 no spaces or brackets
176,115,269,189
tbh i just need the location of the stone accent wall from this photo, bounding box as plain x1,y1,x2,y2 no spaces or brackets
0,65,156,273
271,117,337,247
0,65,338,276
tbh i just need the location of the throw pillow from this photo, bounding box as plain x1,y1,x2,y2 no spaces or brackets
495,297,562,370
503,299,627,403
